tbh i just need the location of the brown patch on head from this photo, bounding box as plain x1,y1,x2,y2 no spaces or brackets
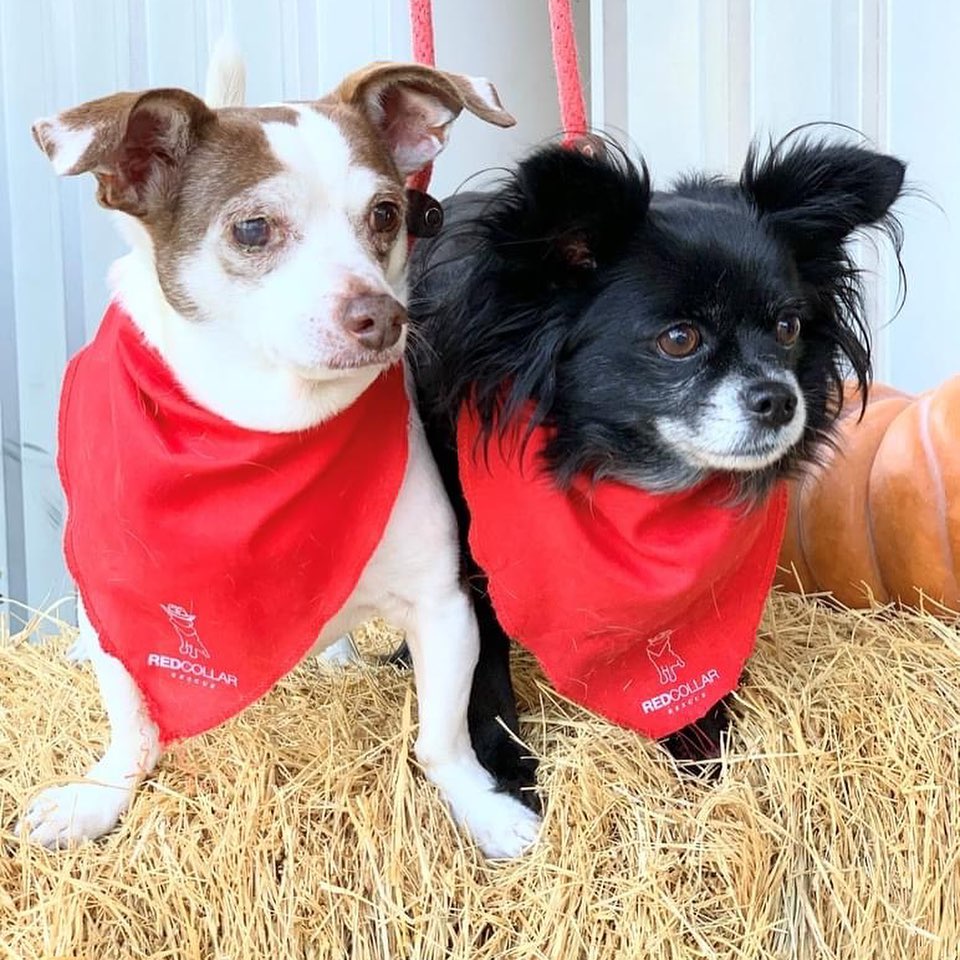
151,112,285,314
313,99,400,184
310,100,408,266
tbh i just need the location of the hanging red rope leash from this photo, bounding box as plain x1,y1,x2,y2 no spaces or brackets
407,0,436,195
548,0,588,144
409,0,435,69
403,0,589,242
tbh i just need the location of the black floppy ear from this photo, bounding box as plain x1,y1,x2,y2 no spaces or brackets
741,140,905,255
492,141,651,277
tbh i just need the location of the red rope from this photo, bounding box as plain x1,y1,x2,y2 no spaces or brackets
548,0,588,144
407,0,435,194
409,0,435,68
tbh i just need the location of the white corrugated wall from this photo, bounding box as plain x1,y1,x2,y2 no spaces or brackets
0,0,588,612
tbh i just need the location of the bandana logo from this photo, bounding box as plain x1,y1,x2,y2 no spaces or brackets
646,631,685,684
642,630,721,718
161,602,209,660
147,603,239,690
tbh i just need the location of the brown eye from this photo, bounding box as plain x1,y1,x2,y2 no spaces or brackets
232,217,271,248
776,310,802,346
656,324,702,359
370,201,401,234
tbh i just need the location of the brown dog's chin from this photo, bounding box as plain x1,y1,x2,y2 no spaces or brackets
327,348,403,372
296,348,403,379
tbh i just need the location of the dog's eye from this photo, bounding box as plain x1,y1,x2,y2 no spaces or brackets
657,324,702,359
776,310,802,346
370,201,401,234
232,217,271,249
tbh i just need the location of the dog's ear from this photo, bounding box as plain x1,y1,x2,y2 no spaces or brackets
741,141,905,254
334,62,515,176
495,143,651,277
32,89,215,218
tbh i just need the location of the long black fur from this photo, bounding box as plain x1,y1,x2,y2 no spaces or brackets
408,135,905,804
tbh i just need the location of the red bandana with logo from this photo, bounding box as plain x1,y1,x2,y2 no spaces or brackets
458,407,787,738
59,302,409,743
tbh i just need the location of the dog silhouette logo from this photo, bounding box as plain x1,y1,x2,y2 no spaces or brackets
646,630,684,684
160,603,210,660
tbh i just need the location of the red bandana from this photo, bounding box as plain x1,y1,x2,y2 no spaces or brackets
59,303,409,743
458,407,787,737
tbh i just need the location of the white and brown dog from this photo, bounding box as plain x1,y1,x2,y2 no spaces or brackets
20,49,540,858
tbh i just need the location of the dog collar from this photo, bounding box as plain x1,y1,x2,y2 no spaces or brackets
457,405,787,738
59,302,409,742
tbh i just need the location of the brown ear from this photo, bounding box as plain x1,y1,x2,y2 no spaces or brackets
32,88,214,218
334,62,515,176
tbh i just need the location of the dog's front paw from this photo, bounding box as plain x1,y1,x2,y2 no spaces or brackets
65,635,90,664
316,633,360,667
459,788,542,859
427,759,542,858
18,780,132,849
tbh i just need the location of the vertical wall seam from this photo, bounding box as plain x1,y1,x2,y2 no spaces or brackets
0,2,27,604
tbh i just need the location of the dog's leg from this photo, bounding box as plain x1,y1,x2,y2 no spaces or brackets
659,696,731,779
317,633,361,666
414,411,541,814
64,620,92,664
20,599,161,848
404,589,541,858
467,587,540,813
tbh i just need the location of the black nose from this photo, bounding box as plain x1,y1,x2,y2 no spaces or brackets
743,380,798,427
341,294,407,350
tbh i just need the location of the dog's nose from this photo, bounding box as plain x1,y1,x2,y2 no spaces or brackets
743,381,798,427
341,295,407,350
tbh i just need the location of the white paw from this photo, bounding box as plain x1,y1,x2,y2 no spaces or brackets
18,780,132,849
317,633,361,667
457,788,542,859
64,637,90,664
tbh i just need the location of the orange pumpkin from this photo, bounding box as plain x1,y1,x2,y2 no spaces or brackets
777,376,960,613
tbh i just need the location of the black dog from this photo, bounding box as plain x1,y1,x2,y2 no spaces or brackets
408,136,905,807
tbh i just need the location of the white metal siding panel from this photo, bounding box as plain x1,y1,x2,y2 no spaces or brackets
2,0,73,613
887,0,960,393
626,0,703,182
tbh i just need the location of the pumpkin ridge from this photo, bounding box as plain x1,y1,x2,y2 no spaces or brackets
792,469,821,593
863,406,896,603
917,392,958,602
864,440,884,603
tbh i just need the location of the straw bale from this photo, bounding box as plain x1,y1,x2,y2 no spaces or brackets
1,594,958,959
